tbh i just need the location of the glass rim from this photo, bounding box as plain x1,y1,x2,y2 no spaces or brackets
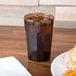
24,13,54,21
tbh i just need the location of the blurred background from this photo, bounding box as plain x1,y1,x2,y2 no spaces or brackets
0,0,76,28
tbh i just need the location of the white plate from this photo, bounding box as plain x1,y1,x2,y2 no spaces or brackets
51,52,68,76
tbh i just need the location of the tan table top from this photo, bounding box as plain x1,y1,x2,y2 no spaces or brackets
0,26,76,76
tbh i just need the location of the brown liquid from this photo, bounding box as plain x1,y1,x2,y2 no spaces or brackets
24,13,54,62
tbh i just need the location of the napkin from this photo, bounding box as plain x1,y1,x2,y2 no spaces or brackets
0,56,32,76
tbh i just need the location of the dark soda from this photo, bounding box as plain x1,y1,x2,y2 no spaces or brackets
24,13,54,62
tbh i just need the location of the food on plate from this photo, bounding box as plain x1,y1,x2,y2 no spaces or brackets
63,69,76,76
64,46,76,69
63,46,76,76
70,46,76,65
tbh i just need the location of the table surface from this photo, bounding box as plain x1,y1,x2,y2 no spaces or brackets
0,26,76,76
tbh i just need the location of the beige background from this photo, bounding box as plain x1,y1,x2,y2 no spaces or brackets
0,6,55,26
0,0,76,28
0,0,38,5
40,0,76,5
